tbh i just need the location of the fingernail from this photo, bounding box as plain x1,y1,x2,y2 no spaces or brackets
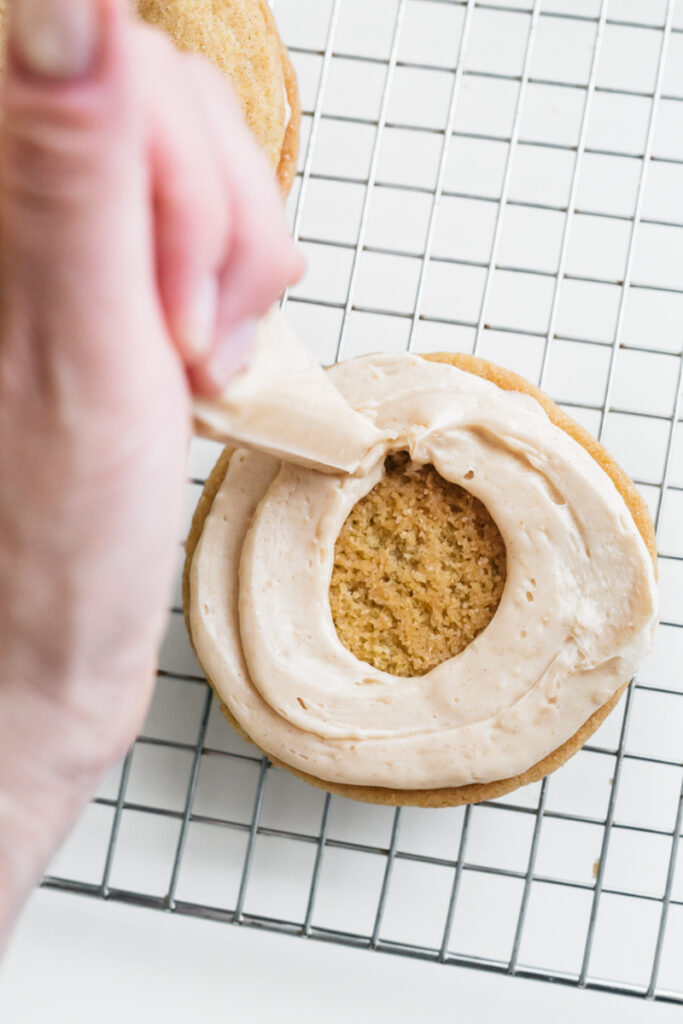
11,0,99,79
195,319,256,395
182,276,218,362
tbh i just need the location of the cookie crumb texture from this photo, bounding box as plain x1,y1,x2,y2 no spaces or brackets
137,0,287,171
330,452,507,677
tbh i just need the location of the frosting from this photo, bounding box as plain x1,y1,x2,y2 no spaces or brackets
189,353,659,790
192,311,387,474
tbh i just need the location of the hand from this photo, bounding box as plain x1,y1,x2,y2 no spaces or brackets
0,0,302,943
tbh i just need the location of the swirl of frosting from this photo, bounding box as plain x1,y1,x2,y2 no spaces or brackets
189,354,658,789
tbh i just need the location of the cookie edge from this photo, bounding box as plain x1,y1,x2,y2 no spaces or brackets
182,353,656,807
260,0,301,195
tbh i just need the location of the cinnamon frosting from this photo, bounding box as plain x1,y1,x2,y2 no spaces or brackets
193,312,387,474
189,351,659,789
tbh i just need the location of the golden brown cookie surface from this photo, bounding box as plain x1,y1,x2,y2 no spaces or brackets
184,353,656,806
137,0,300,193
330,451,507,677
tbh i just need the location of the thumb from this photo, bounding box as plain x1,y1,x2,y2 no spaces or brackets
0,0,162,396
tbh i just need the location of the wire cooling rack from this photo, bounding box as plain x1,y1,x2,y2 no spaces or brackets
43,0,683,1006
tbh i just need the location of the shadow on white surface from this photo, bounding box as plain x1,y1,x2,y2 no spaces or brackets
1,889,681,1024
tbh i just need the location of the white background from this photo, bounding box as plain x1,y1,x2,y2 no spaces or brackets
2,888,682,1023
2,0,683,1019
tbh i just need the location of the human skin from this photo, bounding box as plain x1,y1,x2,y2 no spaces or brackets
0,0,302,948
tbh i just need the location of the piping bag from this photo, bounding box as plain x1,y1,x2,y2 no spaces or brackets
192,309,387,474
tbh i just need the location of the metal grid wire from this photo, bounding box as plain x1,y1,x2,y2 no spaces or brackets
42,0,683,1006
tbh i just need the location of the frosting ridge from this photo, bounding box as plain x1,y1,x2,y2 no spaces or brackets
189,353,659,789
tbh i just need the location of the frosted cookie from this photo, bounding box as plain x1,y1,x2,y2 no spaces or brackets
184,352,658,807
137,0,300,193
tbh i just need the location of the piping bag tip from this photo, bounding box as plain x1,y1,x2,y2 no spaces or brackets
192,309,387,475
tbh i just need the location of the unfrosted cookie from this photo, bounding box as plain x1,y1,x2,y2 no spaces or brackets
137,0,299,193
330,450,508,677
184,353,657,807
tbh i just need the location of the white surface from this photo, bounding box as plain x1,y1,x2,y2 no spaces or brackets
4,0,683,1016
1,888,681,1024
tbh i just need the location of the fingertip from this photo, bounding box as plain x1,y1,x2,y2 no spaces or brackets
187,318,255,396
173,274,218,367
287,245,306,287
6,0,125,85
